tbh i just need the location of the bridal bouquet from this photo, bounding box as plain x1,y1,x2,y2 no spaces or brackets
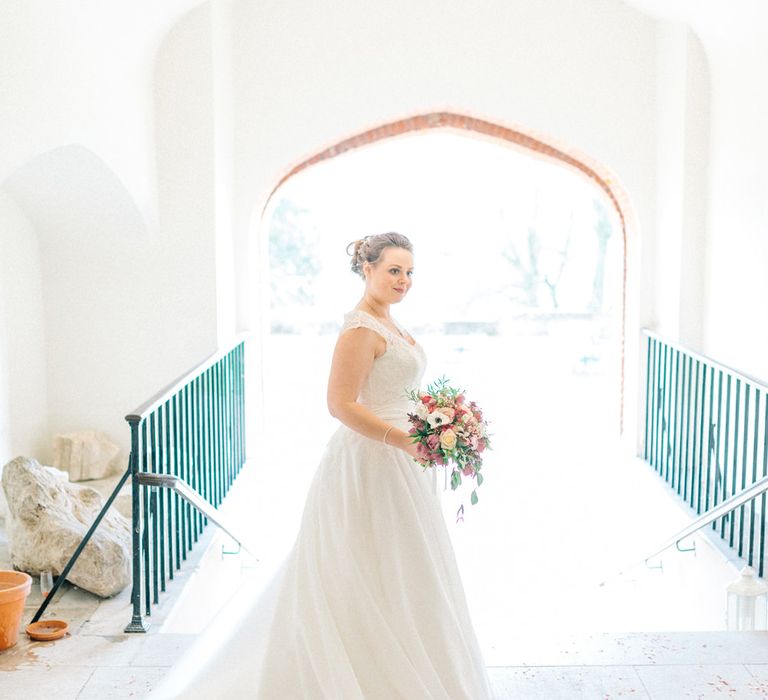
405,376,491,518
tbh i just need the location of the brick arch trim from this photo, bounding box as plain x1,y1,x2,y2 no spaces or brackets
265,112,632,432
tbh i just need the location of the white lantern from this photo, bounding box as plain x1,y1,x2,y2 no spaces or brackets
726,565,768,631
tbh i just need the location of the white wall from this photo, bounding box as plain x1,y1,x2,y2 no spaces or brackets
677,29,710,350
0,192,48,466
699,26,768,381
153,1,222,376
652,22,687,337
211,0,238,348
0,0,227,463
627,0,768,380
652,22,709,347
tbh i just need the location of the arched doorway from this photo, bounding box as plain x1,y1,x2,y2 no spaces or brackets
260,112,635,433
254,114,653,642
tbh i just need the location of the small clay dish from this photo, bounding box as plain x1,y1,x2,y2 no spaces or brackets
26,619,68,641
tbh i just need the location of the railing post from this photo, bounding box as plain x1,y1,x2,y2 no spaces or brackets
125,416,149,633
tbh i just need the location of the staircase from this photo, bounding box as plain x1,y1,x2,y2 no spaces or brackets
3,451,768,698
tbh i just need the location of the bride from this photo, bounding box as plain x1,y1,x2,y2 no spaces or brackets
154,233,492,699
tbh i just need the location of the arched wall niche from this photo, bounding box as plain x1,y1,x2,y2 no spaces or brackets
4,143,149,242
1,143,161,461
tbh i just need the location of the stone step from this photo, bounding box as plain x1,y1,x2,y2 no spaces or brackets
489,629,768,666
486,631,768,698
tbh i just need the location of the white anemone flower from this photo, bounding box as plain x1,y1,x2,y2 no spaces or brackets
427,411,450,428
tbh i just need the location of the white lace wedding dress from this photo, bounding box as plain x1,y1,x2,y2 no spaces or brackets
154,309,492,699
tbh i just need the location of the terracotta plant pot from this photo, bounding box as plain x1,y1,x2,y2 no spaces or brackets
0,570,32,650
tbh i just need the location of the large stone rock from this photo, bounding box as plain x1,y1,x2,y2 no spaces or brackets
53,430,122,482
0,462,69,520
1,456,130,598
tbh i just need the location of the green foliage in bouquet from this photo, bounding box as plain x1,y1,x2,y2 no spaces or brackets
404,376,492,521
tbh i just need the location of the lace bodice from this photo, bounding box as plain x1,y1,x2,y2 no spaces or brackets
340,309,427,420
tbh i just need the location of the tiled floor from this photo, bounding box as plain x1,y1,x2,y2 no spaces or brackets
0,521,208,698
481,629,768,697
489,657,768,698
7,622,768,698
1,633,195,697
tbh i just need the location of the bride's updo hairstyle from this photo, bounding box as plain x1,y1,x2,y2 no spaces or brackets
346,232,413,280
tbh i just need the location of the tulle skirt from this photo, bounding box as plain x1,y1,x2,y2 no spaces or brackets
153,412,491,699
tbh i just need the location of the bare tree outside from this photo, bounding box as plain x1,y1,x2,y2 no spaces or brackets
589,197,614,313
268,198,322,332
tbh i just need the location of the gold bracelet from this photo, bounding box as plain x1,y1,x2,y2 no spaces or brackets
383,426,394,445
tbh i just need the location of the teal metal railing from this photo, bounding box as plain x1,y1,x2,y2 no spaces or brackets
643,330,768,575
124,337,246,632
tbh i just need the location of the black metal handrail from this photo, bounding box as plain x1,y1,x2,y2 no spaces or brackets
642,329,768,575
125,336,247,632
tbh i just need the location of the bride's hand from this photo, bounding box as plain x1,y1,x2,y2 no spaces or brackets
392,430,422,461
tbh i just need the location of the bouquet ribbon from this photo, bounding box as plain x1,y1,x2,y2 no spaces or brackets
431,466,449,496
